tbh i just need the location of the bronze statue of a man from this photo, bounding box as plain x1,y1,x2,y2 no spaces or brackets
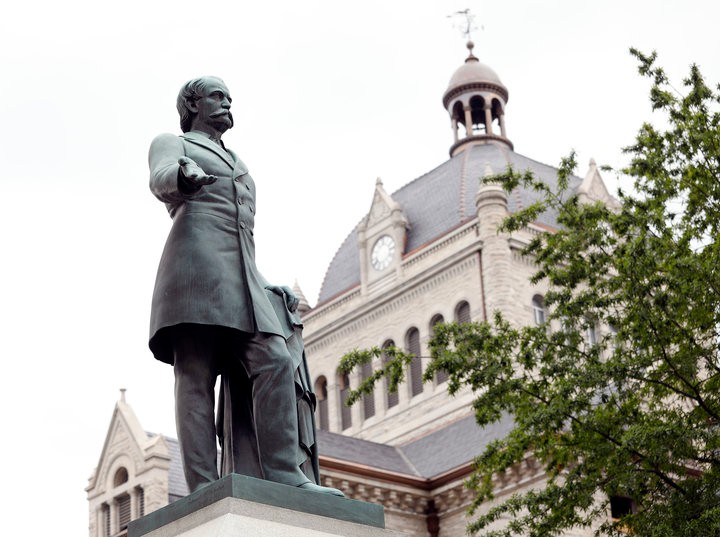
148,76,342,496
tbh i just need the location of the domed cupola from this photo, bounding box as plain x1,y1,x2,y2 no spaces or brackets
442,41,512,156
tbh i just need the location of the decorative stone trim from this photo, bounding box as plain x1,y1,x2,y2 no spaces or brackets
401,222,478,269
318,455,546,520
320,475,431,515
492,456,545,494
443,82,509,107
306,254,480,350
433,482,475,512
450,134,514,155
306,288,362,320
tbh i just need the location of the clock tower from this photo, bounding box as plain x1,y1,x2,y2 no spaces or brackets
357,178,409,295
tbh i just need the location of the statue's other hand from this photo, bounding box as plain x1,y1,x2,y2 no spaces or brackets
267,285,299,313
282,286,299,313
178,157,217,186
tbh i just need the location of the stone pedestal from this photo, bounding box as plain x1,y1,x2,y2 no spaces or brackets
128,474,407,537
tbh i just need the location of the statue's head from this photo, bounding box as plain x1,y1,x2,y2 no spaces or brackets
176,76,233,133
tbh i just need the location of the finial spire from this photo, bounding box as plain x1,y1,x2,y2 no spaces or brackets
120,388,126,403
483,162,494,177
292,280,311,315
466,40,478,62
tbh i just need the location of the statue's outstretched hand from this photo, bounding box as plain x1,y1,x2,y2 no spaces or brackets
178,157,217,186
267,285,299,313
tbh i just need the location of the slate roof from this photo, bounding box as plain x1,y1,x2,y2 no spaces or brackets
316,413,516,480
316,429,420,476
317,143,582,305
165,437,190,500
399,413,515,478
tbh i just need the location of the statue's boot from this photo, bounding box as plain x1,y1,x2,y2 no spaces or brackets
298,481,345,497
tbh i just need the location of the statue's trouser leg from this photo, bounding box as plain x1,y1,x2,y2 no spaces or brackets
173,324,221,493
237,331,309,487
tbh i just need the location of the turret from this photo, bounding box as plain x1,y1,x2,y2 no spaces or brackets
442,41,512,156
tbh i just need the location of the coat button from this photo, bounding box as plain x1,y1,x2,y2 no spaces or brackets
237,198,243,204
239,222,247,229
245,184,250,190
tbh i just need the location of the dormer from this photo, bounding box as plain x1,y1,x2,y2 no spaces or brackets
577,158,621,209
86,393,172,537
357,178,409,294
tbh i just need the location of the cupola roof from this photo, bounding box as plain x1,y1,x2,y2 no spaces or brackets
448,42,502,85
443,41,508,107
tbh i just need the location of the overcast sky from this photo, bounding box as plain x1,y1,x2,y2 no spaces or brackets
1,0,718,534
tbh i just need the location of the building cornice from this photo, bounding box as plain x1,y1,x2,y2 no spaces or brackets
443,82,509,108
319,454,547,517
305,250,480,351
450,135,513,156
320,455,475,491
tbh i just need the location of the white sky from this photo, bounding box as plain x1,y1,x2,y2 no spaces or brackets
1,0,718,533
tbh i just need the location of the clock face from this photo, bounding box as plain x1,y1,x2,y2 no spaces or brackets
371,235,395,271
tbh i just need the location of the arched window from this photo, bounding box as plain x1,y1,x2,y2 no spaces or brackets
430,313,445,328
360,360,375,419
430,314,448,384
338,372,352,430
491,98,504,132
532,295,546,326
469,95,486,134
452,101,468,136
314,376,329,431
113,467,128,487
406,328,423,397
608,325,618,351
455,301,471,324
585,318,598,346
102,466,144,536
382,340,399,409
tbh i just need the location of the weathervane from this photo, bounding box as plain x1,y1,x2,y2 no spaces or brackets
448,8,480,42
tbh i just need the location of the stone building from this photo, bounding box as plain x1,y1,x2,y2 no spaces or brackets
87,41,617,537
86,393,188,537
299,39,615,535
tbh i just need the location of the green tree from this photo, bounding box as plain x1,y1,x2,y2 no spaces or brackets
340,50,720,536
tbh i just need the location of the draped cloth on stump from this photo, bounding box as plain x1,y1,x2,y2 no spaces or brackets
217,290,320,484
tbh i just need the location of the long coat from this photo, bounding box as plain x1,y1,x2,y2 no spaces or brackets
148,130,284,364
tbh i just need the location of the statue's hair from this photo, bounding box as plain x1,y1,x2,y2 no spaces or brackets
176,76,226,133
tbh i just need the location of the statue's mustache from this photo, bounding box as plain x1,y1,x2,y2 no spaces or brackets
210,110,233,127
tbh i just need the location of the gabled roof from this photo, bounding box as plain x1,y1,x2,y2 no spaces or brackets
317,143,583,304
87,400,153,494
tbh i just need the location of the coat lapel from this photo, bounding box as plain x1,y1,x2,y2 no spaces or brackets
181,131,236,170
228,149,249,177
